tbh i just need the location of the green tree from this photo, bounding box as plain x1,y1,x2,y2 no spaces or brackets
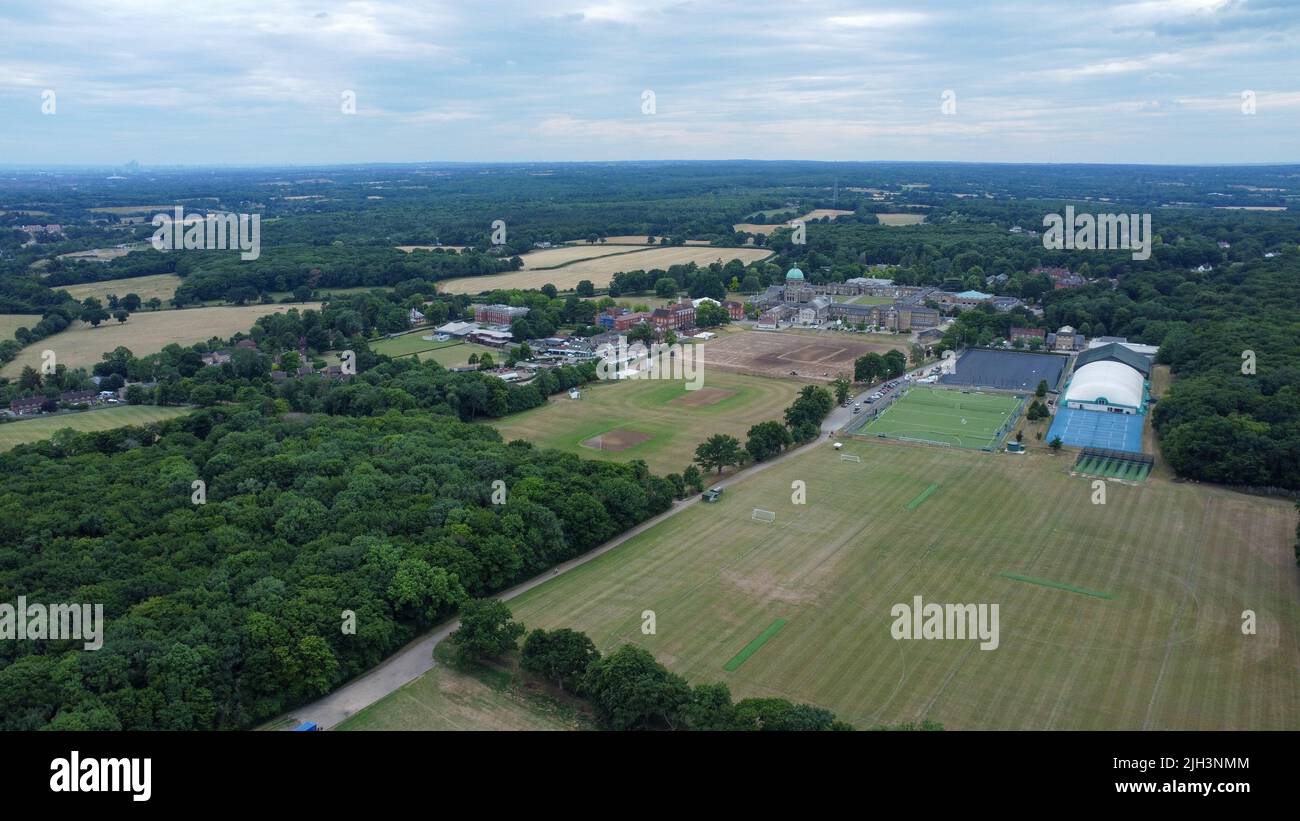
695,433,743,475
746,420,792,462
520,628,599,692
1035,379,1048,398
581,645,691,730
682,464,704,493
1049,436,1063,453
831,374,851,405
626,322,657,347
450,599,525,663
855,352,885,382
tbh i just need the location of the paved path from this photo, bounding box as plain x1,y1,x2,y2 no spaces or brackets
288,410,846,729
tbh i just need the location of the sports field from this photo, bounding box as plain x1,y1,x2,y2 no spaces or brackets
860,386,1022,449
370,334,466,358
0,405,193,451
490,371,802,475
504,441,1300,729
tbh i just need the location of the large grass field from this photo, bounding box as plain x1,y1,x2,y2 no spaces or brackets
0,303,322,378
369,334,465,358
502,441,1299,729
0,405,193,450
60,273,183,305
491,371,803,475
861,386,1022,449
336,658,590,731
438,247,773,294
0,314,37,340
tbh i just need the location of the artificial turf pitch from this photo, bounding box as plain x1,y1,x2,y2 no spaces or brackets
862,387,1022,449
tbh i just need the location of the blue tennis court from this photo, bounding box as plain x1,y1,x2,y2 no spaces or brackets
1048,407,1145,453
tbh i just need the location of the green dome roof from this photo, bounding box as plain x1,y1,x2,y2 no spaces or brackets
786,267,805,280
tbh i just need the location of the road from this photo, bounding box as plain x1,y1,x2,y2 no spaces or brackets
286,407,847,729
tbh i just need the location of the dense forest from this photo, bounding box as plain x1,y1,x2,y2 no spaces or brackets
0,407,680,730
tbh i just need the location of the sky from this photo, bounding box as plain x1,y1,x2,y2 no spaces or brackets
1,0,1298,166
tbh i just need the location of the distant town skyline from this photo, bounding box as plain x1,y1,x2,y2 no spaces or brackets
2,0,1298,165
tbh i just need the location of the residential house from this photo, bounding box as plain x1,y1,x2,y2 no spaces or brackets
9,396,45,415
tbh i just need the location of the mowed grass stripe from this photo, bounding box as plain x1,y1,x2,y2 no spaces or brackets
997,571,1113,599
724,619,788,671
906,483,939,510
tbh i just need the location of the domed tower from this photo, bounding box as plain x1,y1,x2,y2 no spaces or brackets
785,266,806,302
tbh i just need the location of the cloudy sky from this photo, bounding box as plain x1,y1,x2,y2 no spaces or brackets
1,0,1297,166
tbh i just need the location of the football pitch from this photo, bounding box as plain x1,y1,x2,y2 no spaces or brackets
502,441,1300,730
861,386,1022,449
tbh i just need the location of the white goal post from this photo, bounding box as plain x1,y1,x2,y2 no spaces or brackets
840,453,862,463
751,509,776,523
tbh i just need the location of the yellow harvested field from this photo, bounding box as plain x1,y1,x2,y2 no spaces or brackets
438,247,773,294
60,274,183,305
518,245,639,269
56,247,140,263
0,303,321,377
733,207,855,234
0,314,37,340
803,208,855,220
877,213,926,225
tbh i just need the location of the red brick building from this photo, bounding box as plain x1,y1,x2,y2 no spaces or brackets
650,300,696,332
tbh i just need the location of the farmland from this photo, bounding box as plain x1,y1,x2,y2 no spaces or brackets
0,303,322,377
732,208,854,235
877,213,927,226
491,370,804,475
437,247,773,294
503,440,1300,730
0,314,35,340
0,404,193,451
60,273,183,305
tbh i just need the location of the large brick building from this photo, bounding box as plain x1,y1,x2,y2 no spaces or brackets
650,301,696,332
474,304,530,326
